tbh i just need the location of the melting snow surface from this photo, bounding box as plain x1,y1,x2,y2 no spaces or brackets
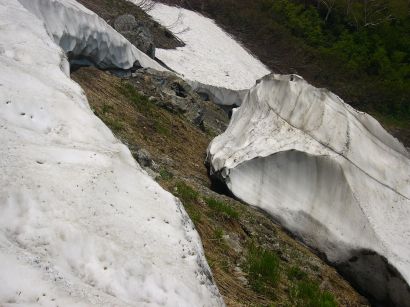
0,0,223,306
144,2,270,91
208,74,410,305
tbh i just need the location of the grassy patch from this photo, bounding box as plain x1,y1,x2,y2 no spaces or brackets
120,82,153,114
213,227,224,241
204,197,239,220
245,244,280,296
154,119,171,136
106,118,124,132
101,104,113,114
189,210,202,225
287,266,308,281
287,265,337,306
174,182,199,205
173,182,201,225
290,280,337,307
158,168,173,181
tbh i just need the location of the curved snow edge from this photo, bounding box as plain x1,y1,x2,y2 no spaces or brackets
188,80,248,106
207,73,410,306
18,0,166,71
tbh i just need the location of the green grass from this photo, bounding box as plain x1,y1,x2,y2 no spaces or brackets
173,182,201,225
245,244,280,295
101,104,113,114
287,265,337,306
120,82,153,114
154,119,171,136
204,197,239,220
287,266,308,281
189,210,202,225
120,82,173,137
106,118,124,132
174,182,199,205
290,280,337,307
213,228,224,240
158,168,173,181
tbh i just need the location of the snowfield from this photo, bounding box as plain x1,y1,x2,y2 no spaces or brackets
0,0,223,306
143,2,270,105
208,74,410,306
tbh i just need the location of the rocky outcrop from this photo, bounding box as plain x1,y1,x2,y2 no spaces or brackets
129,68,230,135
114,14,155,59
208,74,410,306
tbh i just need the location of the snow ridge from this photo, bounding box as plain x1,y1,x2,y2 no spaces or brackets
0,0,223,305
208,74,410,306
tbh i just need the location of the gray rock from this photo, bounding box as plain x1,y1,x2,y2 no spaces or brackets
114,14,155,58
135,148,152,168
129,68,230,135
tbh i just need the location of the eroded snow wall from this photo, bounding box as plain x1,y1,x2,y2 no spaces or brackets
188,81,248,106
208,74,410,306
0,0,223,305
18,0,165,71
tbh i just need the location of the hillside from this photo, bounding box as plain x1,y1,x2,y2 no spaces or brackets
72,66,368,306
158,0,410,147
1,0,408,306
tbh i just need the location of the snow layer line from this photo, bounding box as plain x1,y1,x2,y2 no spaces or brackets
0,0,223,305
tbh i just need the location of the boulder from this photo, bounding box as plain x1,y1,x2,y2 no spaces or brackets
114,14,155,58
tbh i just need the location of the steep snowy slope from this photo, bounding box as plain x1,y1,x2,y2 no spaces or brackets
142,2,270,105
0,0,223,305
18,0,165,71
208,74,410,306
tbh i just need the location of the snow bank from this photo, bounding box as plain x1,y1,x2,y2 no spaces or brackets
0,0,223,305
18,0,165,71
142,2,270,104
188,81,248,106
208,74,410,306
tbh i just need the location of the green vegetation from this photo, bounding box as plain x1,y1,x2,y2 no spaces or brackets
245,244,280,296
120,82,153,114
174,181,199,204
288,265,337,307
158,168,174,180
204,197,239,220
287,266,308,281
106,118,124,132
154,120,171,136
260,0,409,121
101,104,113,114
213,227,225,241
173,182,202,224
290,280,338,307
